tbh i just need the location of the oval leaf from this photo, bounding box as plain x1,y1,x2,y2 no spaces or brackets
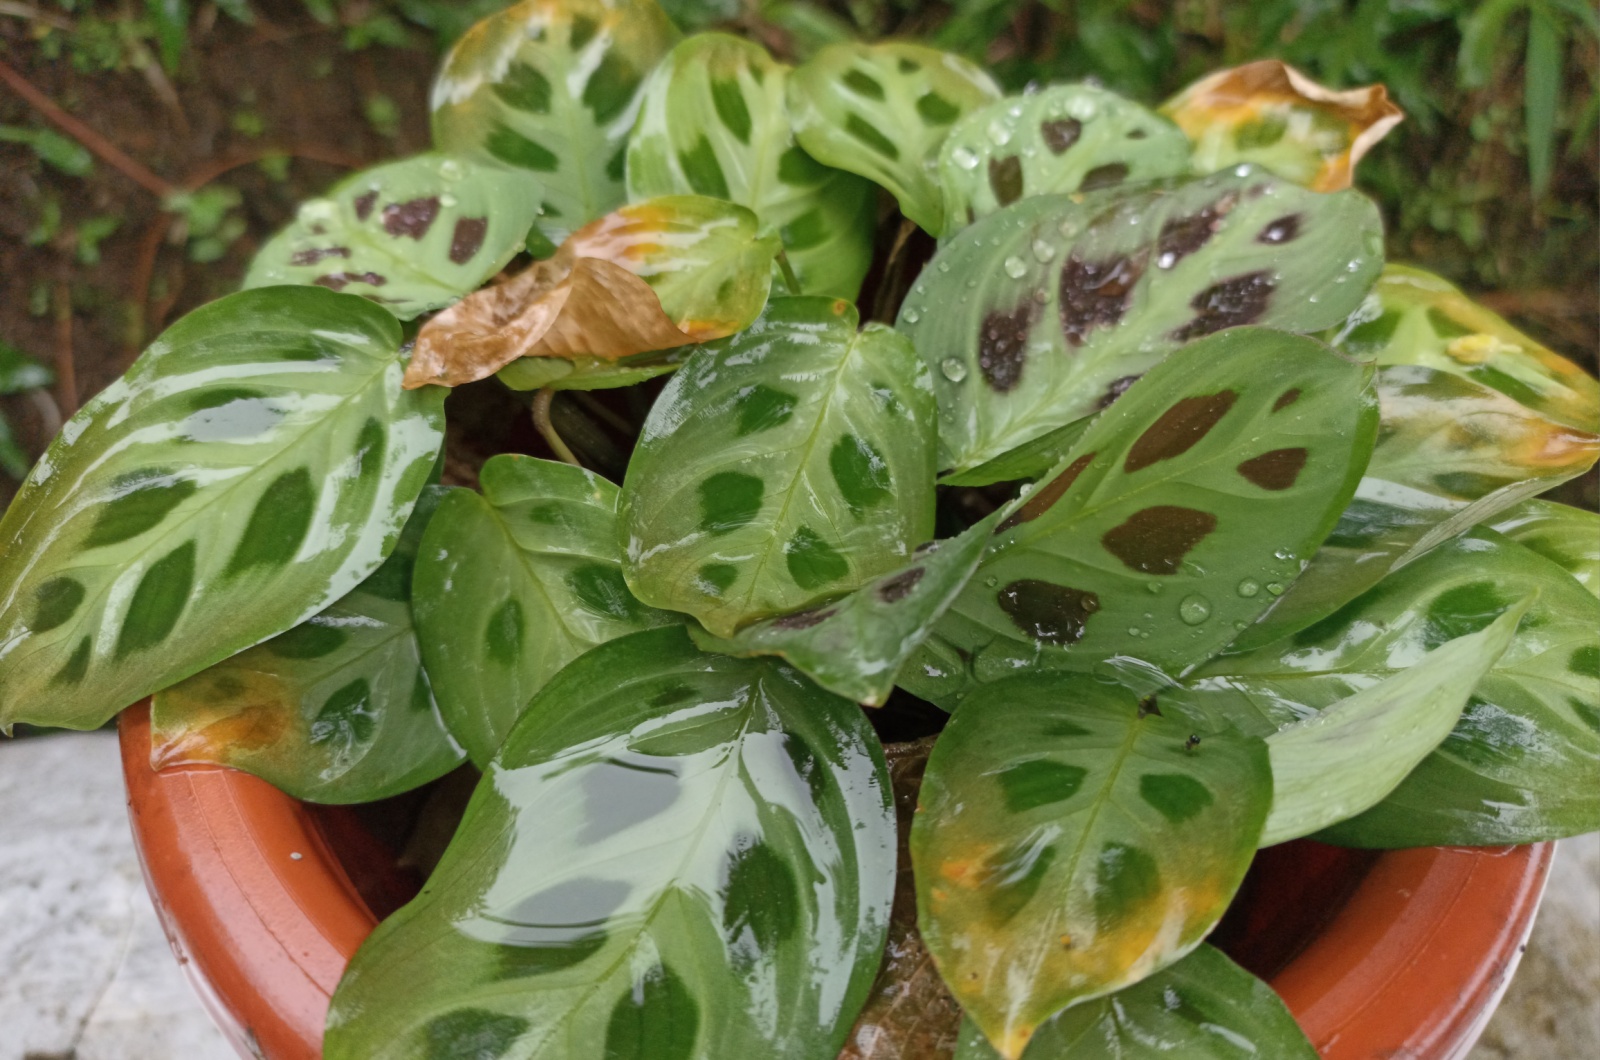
0,287,444,732
620,297,937,637
898,167,1383,472
788,41,1000,232
242,153,544,320
412,455,676,766
1489,499,1600,597
913,674,1272,1058
324,626,895,1060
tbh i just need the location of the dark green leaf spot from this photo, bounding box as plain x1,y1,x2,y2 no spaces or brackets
115,541,195,658
842,69,886,100
422,1008,529,1060
582,52,642,124
1422,581,1510,650
29,577,85,633
844,114,898,160
568,14,599,50
492,62,552,114
1092,842,1162,931
226,467,315,575
309,678,376,753
709,77,753,144
829,434,892,513
269,621,349,659
982,838,1057,923
1568,645,1599,680
785,526,849,590
698,471,764,534
495,931,606,979
567,564,640,621
695,562,738,595
734,384,798,437
1139,772,1214,824
997,759,1087,814
988,155,1023,207
487,124,559,172
55,636,91,686
85,472,197,548
678,135,731,200
776,145,829,187
603,962,698,1060
916,91,961,125
723,841,800,952
486,597,525,666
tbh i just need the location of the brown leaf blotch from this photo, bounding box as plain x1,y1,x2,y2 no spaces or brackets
289,246,351,266
1236,447,1308,490
977,303,1037,392
1101,505,1218,575
1273,387,1302,412
989,155,1024,207
997,452,1097,533
449,217,489,264
1041,118,1083,154
997,579,1101,646
1079,162,1130,191
382,196,441,240
878,568,927,604
1059,252,1147,347
772,605,839,630
1124,391,1238,472
1157,197,1235,268
1097,375,1141,410
1257,214,1301,244
352,190,378,221
1171,271,1277,341
312,271,386,291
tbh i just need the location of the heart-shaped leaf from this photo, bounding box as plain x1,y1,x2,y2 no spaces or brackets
788,41,1000,232
913,673,1272,1058
412,455,676,766
1334,264,1600,433
430,0,680,236
149,486,464,803
936,84,1191,236
1490,499,1600,598
897,167,1383,472
242,153,544,320
690,511,1001,705
620,297,937,637
1160,60,1403,191
323,626,895,1060
404,195,779,389
1190,529,1600,846
952,944,1316,1060
627,32,878,299
898,327,1376,709
0,287,443,732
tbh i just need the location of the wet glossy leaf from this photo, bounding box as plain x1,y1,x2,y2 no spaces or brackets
913,673,1272,1058
620,297,937,638
627,32,877,299
1489,499,1600,597
412,455,676,766
1333,264,1600,433
404,195,778,389
690,512,1000,706
952,944,1316,1060
0,287,443,732
1192,530,1600,846
243,153,543,321
899,327,1376,709
430,0,680,235
938,416,1091,488
936,84,1190,236
324,626,895,1060
897,167,1383,473
789,41,1000,232
150,487,465,803
1160,60,1403,191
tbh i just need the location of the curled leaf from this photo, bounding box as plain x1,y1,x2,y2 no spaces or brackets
1161,60,1403,191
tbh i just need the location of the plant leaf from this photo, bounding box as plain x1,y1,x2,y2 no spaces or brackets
620,296,937,638
323,626,895,1060
404,195,779,389
627,32,878,299
952,944,1316,1060
912,673,1272,1058
1489,499,1600,597
429,0,681,236
1159,59,1403,191
0,286,444,732
690,512,1001,705
495,349,691,392
898,327,1377,709
936,84,1191,236
938,416,1092,488
0,338,53,395
243,153,544,321
1189,530,1600,846
149,486,465,803
411,455,677,766
897,167,1383,473
788,41,1000,232
1525,3,1562,198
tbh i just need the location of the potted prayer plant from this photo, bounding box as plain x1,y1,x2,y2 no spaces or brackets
3,1,1597,1058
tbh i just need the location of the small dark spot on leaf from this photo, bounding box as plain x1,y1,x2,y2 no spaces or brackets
313,271,386,291
916,92,962,125
877,567,926,603
449,218,488,264
1273,387,1302,412
1171,271,1276,341
1237,447,1309,490
1097,375,1141,409
1127,128,1148,140
843,69,886,100
1101,505,1218,575
989,155,1024,206
977,303,1036,392
1059,251,1147,346
1079,163,1130,190
383,196,441,240
997,579,1100,645
1125,391,1238,472
1041,118,1082,153
1157,198,1233,267
352,190,377,220
289,246,351,266
1257,214,1302,244
772,605,837,630
997,452,1096,532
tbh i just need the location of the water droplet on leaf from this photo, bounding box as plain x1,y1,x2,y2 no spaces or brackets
1178,595,1211,625
941,358,968,382
1003,256,1028,279
1237,579,1260,598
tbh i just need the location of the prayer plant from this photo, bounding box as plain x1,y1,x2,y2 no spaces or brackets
2,2,1597,1058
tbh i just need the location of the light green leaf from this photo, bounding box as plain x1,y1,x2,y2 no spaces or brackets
899,166,1383,473
495,349,689,392
690,511,1001,705
412,455,676,766
626,32,877,299
913,673,1272,1058
1489,499,1600,597
788,41,1000,232
936,84,1191,236
938,415,1092,488
243,153,543,320
0,412,28,480
0,339,53,395
952,944,1317,1060
0,286,444,732
620,296,938,637
149,486,465,804
899,327,1376,709
430,0,681,236
324,626,895,1060
1525,4,1562,198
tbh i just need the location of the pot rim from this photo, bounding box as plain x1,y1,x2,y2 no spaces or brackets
118,701,1552,1060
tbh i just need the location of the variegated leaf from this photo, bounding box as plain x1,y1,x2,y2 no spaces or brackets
413,456,674,766
897,166,1382,473
913,673,1272,1058
788,41,1000,233
430,0,681,237
0,287,444,732
936,84,1190,236
899,328,1376,710
1490,499,1600,597
149,487,464,804
620,297,937,638
627,32,877,299
242,153,544,320
324,626,895,1060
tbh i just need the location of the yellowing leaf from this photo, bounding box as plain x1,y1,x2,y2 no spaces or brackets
1161,60,1403,191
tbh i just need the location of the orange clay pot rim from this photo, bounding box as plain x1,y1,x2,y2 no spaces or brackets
117,702,1552,1060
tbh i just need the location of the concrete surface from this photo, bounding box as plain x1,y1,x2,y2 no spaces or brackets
1,730,1595,1060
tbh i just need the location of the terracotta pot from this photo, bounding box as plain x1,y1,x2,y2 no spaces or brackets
119,701,1552,1060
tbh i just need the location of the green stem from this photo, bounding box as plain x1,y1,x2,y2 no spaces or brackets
532,388,581,467
776,249,802,296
